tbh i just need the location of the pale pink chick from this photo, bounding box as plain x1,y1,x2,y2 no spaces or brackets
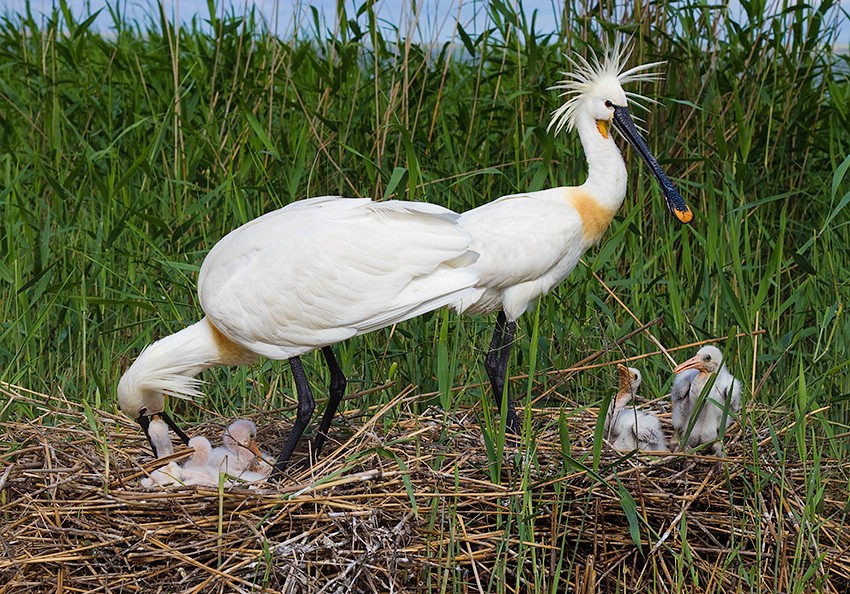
140,418,183,488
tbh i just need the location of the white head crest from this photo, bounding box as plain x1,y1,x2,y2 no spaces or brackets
548,40,663,135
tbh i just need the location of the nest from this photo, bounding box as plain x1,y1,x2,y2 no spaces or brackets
1,381,849,593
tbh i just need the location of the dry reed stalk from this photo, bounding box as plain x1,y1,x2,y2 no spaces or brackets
1,381,848,593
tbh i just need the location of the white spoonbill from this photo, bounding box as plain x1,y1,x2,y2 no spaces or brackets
118,196,483,476
670,345,742,455
209,419,273,477
604,365,667,452
456,42,693,432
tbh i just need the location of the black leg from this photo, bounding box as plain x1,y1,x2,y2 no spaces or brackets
483,310,520,434
311,346,348,460
273,356,316,475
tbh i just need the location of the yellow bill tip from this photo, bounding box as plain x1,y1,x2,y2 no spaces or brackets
675,206,694,224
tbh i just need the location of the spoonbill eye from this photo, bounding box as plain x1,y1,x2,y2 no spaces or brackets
605,100,613,108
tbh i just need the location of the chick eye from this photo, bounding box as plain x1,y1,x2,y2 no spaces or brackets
605,100,613,108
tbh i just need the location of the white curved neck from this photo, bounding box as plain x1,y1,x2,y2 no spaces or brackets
145,318,229,378
575,115,628,211
118,317,257,415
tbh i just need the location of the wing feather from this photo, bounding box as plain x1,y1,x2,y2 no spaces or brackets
198,197,479,359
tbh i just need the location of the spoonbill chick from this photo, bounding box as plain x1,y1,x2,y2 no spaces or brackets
209,419,273,477
604,365,667,452
118,196,483,476
181,436,220,486
147,417,174,458
671,345,742,455
225,468,270,486
456,42,693,433
140,418,183,488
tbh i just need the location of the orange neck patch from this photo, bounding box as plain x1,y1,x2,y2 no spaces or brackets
570,192,617,244
596,119,610,139
207,319,256,366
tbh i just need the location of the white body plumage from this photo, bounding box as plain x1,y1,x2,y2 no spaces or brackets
180,436,221,486
117,196,482,419
671,345,742,455
604,366,668,452
208,419,273,478
200,197,481,360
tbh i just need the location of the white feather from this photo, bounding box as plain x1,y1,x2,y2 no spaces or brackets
198,197,481,360
208,419,273,478
118,196,482,422
548,40,663,136
139,419,184,488
140,462,184,489
118,325,210,403
670,346,742,454
455,42,678,323
604,367,668,452
180,436,220,486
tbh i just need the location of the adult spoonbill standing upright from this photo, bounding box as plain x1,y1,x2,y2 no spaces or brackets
118,196,483,475
457,42,693,433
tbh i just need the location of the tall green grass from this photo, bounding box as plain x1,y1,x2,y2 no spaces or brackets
1,0,846,413
1,0,849,589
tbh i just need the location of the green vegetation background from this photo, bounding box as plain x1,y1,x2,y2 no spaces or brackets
1,0,848,450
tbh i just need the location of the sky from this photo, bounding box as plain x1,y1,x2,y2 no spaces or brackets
3,0,849,46
3,0,562,41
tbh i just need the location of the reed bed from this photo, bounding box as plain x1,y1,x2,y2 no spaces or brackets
2,380,848,593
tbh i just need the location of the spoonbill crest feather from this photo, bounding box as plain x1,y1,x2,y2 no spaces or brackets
548,41,662,136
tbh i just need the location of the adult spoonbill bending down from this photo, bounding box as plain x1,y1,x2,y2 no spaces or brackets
670,345,742,455
456,42,693,433
118,197,483,475
604,365,667,452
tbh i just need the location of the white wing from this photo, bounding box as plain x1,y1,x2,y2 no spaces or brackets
670,369,697,432
717,365,743,413
609,406,640,450
670,369,697,402
198,197,481,359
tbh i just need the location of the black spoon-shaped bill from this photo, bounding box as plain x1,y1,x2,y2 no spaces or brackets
611,105,693,224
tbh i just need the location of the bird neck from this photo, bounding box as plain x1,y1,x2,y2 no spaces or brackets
150,318,240,376
121,318,256,406
575,116,628,211
689,370,713,395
